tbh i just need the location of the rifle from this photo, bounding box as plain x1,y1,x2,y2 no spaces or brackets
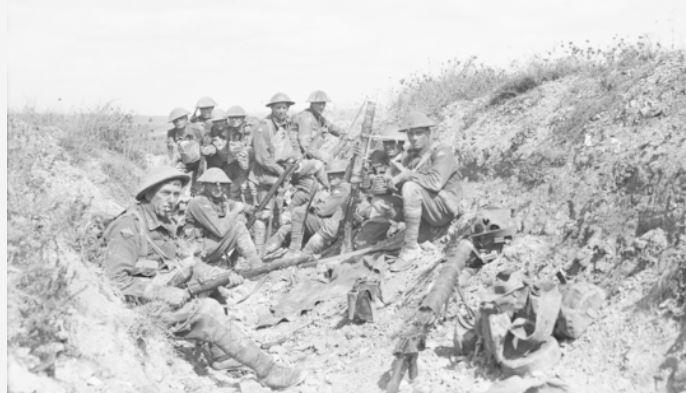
246,159,300,229
332,99,367,159
185,236,403,296
384,225,513,393
341,102,376,253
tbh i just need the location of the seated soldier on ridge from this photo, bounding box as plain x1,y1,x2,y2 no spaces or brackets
389,111,462,272
103,166,303,390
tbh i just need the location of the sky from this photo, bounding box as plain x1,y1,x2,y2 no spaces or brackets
7,0,686,116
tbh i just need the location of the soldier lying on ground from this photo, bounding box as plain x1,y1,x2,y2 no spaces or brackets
183,168,262,269
103,166,303,389
390,111,463,271
264,160,351,256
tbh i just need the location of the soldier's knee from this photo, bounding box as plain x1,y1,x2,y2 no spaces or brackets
401,181,422,200
196,297,225,319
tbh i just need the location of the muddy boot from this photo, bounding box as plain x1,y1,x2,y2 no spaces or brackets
236,223,262,269
188,316,304,389
302,233,327,255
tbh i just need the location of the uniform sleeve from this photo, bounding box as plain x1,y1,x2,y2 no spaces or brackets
252,123,285,176
296,112,321,159
323,117,345,137
186,197,227,238
104,216,152,298
408,146,458,192
315,183,351,217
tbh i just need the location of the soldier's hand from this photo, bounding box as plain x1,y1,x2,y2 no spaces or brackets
153,286,190,307
351,142,363,156
227,271,244,286
200,145,216,156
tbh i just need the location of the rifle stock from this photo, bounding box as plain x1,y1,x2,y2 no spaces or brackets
247,160,299,228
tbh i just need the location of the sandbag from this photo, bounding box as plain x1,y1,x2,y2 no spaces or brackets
554,282,605,339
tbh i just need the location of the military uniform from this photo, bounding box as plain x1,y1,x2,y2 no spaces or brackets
103,167,302,389
184,195,260,267
294,108,345,161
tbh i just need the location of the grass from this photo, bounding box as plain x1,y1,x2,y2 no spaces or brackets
7,105,160,354
389,36,669,121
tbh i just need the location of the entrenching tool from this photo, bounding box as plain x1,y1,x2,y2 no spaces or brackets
383,213,514,393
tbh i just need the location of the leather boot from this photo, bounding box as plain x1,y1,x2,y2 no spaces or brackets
302,233,327,255
186,315,304,389
235,223,262,268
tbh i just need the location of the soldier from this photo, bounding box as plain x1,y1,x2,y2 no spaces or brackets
390,111,462,271
225,105,257,204
201,109,231,171
190,96,217,125
354,127,407,249
251,93,328,251
183,168,261,269
294,90,350,163
166,107,205,190
103,167,303,389
264,160,351,256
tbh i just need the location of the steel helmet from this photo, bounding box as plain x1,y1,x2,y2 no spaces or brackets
266,92,295,107
135,166,190,201
397,111,437,132
197,167,232,184
326,160,349,174
210,108,227,122
226,105,247,118
372,126,406,142
306,90,331,103
168,107,190,123
196,96,217,109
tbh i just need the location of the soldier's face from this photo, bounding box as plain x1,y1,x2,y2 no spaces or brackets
270,103,290,122
383,140,403,157
328,173,344,187
204,183,224,199
173,116,188,129
310,102,326,115
200,107,214,119
228,116,244,128
148,180,183,220
406,128,431,150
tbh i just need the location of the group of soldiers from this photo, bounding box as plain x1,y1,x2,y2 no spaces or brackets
103,91,463,389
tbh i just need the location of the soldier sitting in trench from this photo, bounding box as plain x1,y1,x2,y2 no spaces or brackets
387,111,463,271
103,167,303,389
183,167,261,269
263,160,351,256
